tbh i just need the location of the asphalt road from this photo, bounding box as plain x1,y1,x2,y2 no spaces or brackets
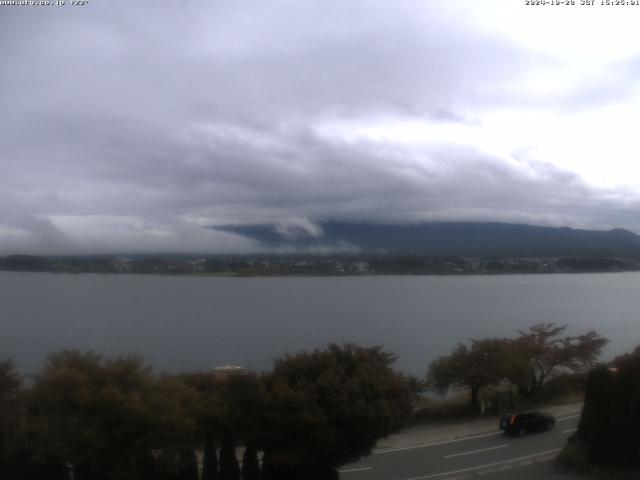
339,413,581,480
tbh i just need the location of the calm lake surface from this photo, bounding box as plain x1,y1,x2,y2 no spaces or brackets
1,271,639,376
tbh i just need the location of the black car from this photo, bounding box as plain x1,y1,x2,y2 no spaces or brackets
499,411,555,436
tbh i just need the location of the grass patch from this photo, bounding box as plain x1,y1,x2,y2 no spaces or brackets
410,384,584,426
410,391,474,424
516,390,584,411
411,375,585,426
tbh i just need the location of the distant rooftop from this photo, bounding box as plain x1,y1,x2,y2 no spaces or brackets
212,365,249,378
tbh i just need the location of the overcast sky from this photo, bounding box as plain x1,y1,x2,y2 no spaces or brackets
3,0,640,254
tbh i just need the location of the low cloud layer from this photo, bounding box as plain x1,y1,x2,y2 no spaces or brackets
2,1,640,254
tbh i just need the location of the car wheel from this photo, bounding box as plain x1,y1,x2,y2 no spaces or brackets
546,421,555,431
518,428,526,437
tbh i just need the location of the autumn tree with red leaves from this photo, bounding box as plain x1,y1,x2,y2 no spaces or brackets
513,322,608,398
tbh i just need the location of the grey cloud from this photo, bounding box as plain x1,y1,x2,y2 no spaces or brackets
483,53,640,114
1,1,639,254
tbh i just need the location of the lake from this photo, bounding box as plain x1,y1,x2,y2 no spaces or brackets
1,271,639,376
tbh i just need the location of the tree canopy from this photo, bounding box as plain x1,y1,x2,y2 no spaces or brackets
428,338,522,411
0,360,22,400
514,322,607,397
260,343,417,475
29,351,199,480
0,360,23,464
427,323,608,410
576,345,640,468
0,342,420,479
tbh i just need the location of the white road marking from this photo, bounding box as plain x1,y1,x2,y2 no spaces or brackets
374,411,581,456
338,466,372,474
535,455,558,462
403,448,562,480
562,427,577,434
478,465,513,475
557,414,580,422
374,431,502,455
476,455,557,477
443,444,508,459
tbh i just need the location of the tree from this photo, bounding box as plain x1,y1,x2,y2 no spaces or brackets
428,339,518,412
241,444,260,480
0,358,71,480
576,346,640,468
201,430,219,480
219,429,241,480
0,359,22,454
0,360,25,477
183,369,268,480
513,323,608,397
216,375,265,480
181,371,258,480
177,449,199,480
0,360,22,399
29,350,199,480
218,374,267,448
260,343,417,478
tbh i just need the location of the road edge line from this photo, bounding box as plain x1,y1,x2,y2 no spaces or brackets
404,448,562,480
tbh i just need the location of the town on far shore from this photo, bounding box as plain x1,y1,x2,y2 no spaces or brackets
1,253,639,276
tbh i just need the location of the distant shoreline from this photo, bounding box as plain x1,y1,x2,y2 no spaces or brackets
2,253,639,277
1,269,638,278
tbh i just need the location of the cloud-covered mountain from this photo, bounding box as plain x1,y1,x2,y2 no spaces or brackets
4,2,640,255
221,222,640,257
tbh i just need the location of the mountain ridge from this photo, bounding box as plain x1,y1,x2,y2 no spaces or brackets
218,221,640,257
